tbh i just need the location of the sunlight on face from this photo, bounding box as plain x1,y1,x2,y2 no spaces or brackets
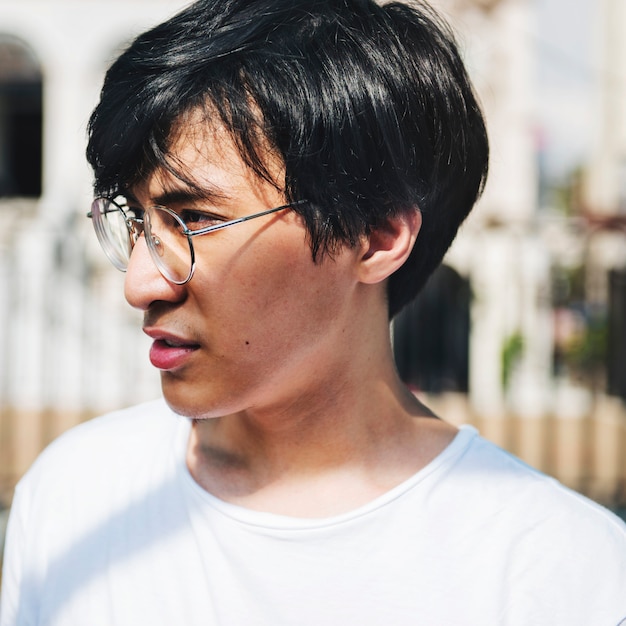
124,113,366,421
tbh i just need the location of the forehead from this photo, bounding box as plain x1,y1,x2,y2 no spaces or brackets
131,110,285,205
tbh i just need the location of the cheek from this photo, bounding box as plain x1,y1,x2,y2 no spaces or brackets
163,239,357,416
190,222,356,349
249,264,346,359
252,241,348,317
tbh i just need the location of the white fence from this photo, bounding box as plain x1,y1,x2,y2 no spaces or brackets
0,200,160,500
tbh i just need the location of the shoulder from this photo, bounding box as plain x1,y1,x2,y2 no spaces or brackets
1,400,191,624
38,397,176,454
436,427,626,617
451,426,626,558
457,427,625,525
14,398,187,505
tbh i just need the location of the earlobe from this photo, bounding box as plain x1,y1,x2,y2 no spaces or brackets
358,209,422,284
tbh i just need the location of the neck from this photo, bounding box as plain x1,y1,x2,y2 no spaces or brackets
185,340,453,517
193,366,430,466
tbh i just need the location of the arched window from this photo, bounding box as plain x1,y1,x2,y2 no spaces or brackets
0,34,42,198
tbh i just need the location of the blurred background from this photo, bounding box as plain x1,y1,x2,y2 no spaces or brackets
1,0,626,559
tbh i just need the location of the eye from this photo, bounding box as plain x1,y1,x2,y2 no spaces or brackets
125,206,145,221
179,208,222,230
111,195,144,221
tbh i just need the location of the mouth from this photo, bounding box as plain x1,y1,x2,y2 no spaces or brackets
162,337,193,348
143,329,200,371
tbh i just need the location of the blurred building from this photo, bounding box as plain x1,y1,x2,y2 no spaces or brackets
0,0,625,511
395,0,626,507
0,0,180,499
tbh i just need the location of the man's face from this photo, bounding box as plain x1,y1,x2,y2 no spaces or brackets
124,120,363,419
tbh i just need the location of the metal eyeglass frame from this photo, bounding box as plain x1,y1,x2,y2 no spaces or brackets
88,197,308,285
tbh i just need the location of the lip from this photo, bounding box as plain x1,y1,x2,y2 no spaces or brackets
143,328,200,371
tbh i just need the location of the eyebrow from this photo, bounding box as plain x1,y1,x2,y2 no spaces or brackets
155,187,231,207
124,186,230,208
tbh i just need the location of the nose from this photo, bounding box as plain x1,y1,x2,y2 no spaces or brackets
124,234,185,310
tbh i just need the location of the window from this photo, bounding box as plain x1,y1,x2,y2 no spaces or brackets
0,34,42,198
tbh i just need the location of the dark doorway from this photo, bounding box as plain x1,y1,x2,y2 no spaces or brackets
393,264,471,393
0,35,42,197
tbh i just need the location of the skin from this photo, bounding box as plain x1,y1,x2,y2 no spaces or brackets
124,116,458,518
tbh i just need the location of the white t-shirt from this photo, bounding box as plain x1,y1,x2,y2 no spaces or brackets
1,399,625,626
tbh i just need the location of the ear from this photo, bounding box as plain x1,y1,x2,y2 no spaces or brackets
357,209,422,285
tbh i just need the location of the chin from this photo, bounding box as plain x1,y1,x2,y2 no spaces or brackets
160,380,230,421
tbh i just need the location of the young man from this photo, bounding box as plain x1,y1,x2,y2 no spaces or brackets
2,0,625,624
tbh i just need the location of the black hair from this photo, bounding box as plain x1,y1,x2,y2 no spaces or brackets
87,0,489,317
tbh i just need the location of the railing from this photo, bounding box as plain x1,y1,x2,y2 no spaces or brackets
0,201,160,505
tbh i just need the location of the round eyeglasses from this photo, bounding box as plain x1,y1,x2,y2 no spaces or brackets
88,196,306,284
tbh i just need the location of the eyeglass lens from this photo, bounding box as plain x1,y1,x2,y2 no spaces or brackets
91,198,133,272
91,199,193,283
144,207,194,284
90,198,296,284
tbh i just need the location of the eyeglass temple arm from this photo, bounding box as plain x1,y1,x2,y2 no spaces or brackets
187,199,309,237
